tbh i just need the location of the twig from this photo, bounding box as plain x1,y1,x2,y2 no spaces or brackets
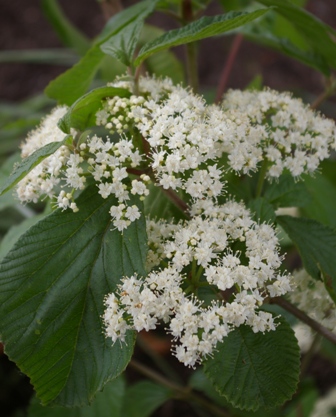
271,297,336,345
310,77,336,109
215,34,244,104
162,188,190,215
182,0,199,92
129,359,233,417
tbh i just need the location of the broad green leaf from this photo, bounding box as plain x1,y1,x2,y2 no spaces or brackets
248,197,276,223
135,8,270,66
44,46,105,106
204,318,300,411
45,1,158,105
277,216,336,298
264,173,311,208
41,0,90,55
301,173,336,228
121,381,172,417
0,135,72,196
27,376,125,417
0,186,147,406
100,1,158,67
58,87,131,133
257,0,336,72
0,214,45,262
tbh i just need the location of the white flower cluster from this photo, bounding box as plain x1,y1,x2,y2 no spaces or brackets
289,269,336,333
104,200,291,367
16,76,336,230
222,89,336,177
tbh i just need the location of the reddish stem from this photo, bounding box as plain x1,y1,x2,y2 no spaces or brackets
215,33,244,104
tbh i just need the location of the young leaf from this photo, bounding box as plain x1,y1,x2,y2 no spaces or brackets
45,0,158,105
44,46,105,106
121,381,172,417
0,135,73,196
134,8,270,66
277,216,336,297
264,173,311,208
58,87,131,133
0,186,147,406
27,376,125,417
100,0,159,67
204,318,300,411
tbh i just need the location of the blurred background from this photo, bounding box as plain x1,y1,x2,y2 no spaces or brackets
1,1,336,416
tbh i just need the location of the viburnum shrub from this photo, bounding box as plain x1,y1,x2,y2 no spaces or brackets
1,1,336,416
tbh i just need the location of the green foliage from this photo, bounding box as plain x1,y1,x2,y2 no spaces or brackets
277,215,336,298
0,187,147,406
27,376,125,417
58,87,131,133
45,0,157,105
204,318,300,411
122,381,172,417
135,8,270,66
0,136,73,196
248,197,276,223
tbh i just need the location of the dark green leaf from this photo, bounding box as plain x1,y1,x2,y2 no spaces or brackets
0,135,73,196
0,186,147,406
100,1,158,67
122,381,172,417
44,46,105,106
58,87,131,133
41,0,90,55
45,1,158,105
248,197,276,223
257,0,336,72
140,25,184,84
0,153,21,210
144,184,187,221
301,173,336,228
204,318,300,411
135,8,270,66
27,375,125,417
264,174,311,208
277,216,336,295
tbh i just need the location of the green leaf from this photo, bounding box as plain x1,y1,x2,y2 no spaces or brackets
41,0,90,55
248,197,276,223
0,135,73,196
301,173,336,228
257,0,336,72
100,1,158,67
144,184,187,221
0,214,46,262
135,8,270,66
44,46,105,106
277,216,336,295
45,1,158,105
264,173,311,208
121,381,172,417
0,153,21,210
140,25,184,84
27,375,125,417
58,87,131,133
0,186,147,406
204,318,300,411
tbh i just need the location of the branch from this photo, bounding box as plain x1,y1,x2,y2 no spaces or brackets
271,297,336,345
129,359,233,417
162,187,190,215
215,34,244,104
99,0,122,21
